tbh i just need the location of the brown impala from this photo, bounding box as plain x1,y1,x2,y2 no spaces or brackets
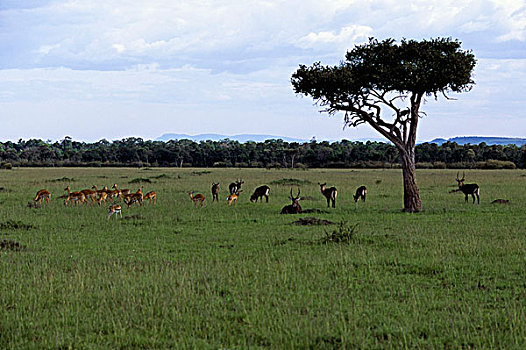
189,191,205,207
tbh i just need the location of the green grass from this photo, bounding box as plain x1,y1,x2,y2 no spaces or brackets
1,167,525,348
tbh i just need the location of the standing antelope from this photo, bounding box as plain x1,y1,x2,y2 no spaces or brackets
92,185,109,205
144,191,157,204
107,204,122,219
81,187,98,204
34,189,51,204
250,185,270,203
318,182,337,208
226,190,243,206
189,191,205,207
353,186,367,202
112,184,130,196
211,183,220,202
64,186,87,206
229,179,244,195
280,188,302,214
456,172,480,204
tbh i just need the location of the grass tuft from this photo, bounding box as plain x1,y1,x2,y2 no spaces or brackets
321,220,358,244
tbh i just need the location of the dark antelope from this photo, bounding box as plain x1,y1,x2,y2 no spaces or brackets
211,183,220,202
250,185,270,203
280,189,302,214
229,179,244,195
353,186,367,202
456,172,480,204
318,182,337,208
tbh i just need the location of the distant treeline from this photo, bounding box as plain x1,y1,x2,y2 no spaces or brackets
0,137,525,169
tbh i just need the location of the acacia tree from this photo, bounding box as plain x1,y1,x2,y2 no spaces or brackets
291,38,476,212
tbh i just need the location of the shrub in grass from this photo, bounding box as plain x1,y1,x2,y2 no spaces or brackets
129,177,152,184
0,162,13,170
321,221,358,244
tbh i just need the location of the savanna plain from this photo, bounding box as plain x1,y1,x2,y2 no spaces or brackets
0,167,525,349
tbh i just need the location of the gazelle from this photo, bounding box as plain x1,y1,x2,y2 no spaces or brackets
81,187,98,203
226,190,243,206
64,186,87,206
92,185,109,205
353,186,367,202
123,188,143,208
189,191,205,207
112,184,130,196
107,204,122,219
250,185,270,203
229,179,244,195
144,191,157,204
456,172,480,204
318,182,337,208
211,183,220,202
280,188,302,214
34,189,51,204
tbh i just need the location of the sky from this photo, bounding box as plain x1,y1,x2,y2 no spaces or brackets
0,0,525,143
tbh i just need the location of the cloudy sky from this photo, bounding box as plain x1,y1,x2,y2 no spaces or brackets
0,0,525,142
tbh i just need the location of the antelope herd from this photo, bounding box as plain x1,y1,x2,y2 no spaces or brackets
31,173,483,218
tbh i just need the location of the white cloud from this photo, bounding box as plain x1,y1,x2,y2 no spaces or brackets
0,0,525,141
297,25,373,50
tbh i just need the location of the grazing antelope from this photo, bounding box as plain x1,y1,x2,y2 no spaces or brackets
318,182,337,208
144,191,157,204
456,172,480,204
280,188,302,214
211,183,220,202
112,184,130,196
226,190,243,206
81,187,98,203
250,185,270,203
34,189,51,204
64,186,87,206
229,179,244,195
123,188,143,208
353,186,367,202
189,191,205,207
107,204,122,219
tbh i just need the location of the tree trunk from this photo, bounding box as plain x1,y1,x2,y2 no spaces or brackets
399,150,423,212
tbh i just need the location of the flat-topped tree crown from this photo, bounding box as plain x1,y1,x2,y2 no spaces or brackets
291,37,476,212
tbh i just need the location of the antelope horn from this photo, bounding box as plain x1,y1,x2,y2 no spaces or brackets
296,188,301,199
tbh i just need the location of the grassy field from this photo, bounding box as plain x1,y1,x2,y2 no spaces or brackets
1,167,525,348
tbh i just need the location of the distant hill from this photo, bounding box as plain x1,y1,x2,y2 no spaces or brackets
156,133,310,143
156,133,389,143
427,136,526,146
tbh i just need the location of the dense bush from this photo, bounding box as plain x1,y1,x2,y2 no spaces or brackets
0,138,525,168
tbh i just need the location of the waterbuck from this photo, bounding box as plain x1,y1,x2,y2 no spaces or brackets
250,185,270,203
211,182,220,202
280,188,302,214
353,185,367,202
229,179,244,195
456,172,480,204
318,182,337,208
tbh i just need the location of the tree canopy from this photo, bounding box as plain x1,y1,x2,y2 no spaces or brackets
291,37,476,212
